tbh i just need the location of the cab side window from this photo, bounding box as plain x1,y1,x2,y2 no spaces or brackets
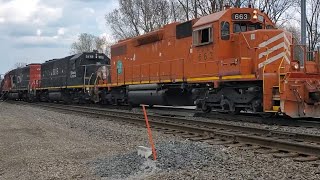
266,25,274,29
71,60,76,70
234,23,247,33
193,26,213,46
221,21,230,40
12,76,17,84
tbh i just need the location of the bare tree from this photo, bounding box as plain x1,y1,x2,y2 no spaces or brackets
14,62,28,68
106,0,174,40
97,36,115,57
253,0,296,25
106,0,296,41
70,33,113,54
196,0,225,16
106,2,140,40
95,37,106,54
176,0,193,21
285,25,301,43
305,0,320,51
106,9,138,40
285,25,302,60
70,33,95,54
295,0,320,51
107,0,254,40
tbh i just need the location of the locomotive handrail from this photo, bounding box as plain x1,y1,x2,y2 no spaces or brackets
262,47,270,112
240,33,255,50
278,53,286,93
114,58,185,85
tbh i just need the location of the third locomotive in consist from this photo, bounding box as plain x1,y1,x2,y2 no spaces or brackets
1,6,320,118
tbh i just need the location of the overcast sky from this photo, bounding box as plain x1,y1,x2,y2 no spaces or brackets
0,0,118,75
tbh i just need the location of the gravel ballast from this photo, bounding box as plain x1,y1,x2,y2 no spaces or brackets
91,141,220,179
0,102,319,179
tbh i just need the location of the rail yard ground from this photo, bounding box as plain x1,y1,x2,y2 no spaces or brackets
0,103,320,180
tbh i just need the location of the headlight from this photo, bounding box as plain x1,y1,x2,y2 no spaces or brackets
292,62,300,70
253,10,258,19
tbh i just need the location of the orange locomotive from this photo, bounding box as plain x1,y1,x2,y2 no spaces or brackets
98,7,319,118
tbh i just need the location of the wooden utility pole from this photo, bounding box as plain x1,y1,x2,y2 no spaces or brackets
301,0,306,67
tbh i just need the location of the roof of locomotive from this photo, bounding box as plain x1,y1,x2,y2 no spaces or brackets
70,53,83,60
112,7,275,49
70,51,108,60
194,7,274,28
44,55,74,64
43,52,110,66
4,63,33,75
193,10,227,27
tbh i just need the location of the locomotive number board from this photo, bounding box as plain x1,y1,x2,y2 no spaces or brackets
232,13,251,21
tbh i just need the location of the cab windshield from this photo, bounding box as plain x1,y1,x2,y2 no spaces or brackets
233,23,263,33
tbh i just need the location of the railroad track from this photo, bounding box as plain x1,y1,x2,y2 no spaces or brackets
138,105,320,129
8,101,320,162
13,100,319,129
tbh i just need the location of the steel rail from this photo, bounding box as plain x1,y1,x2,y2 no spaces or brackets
8,100,320,128
37,103,320,143
15,102,320,157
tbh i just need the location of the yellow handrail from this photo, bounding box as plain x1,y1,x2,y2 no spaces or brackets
278,48,291,93
278,56,285,93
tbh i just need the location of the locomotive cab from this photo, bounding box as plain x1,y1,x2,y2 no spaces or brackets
191,7,320,118
189,8,281,113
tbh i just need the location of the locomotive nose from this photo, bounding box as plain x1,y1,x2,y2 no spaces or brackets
257,30,292,69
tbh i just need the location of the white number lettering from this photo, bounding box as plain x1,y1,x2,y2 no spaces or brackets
234,13,249,20
86,55,94,59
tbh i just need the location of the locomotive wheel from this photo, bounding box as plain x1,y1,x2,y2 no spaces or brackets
129,103,139,108
229,107,241,115
259,112,274,118
202,105,212,113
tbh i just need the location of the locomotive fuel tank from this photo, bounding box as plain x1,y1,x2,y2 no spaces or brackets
48,92,63,101
127,84,194,106
128,90,168,106
128,84,168,106
8,93,20,100
128,84,160,91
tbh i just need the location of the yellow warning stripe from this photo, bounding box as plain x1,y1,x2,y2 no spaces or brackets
36,85,95,90
221,74,256,80
187,74,256,82
108,79,178,86
34,75,256,89
187,76,219,82
6,88,28,91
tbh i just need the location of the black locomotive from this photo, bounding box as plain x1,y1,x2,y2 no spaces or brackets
38,50,110,103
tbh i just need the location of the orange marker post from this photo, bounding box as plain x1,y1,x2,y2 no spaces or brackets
142,105,157,161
